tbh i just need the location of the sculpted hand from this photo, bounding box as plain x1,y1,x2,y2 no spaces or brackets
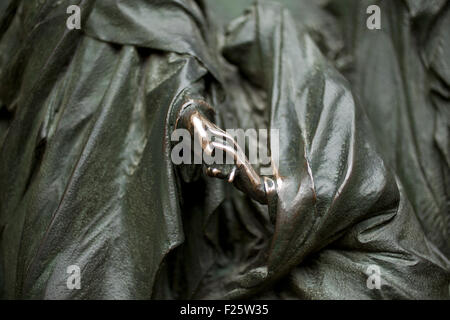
176,100,268,204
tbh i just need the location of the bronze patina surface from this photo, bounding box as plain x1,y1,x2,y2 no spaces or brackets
0,0,448,299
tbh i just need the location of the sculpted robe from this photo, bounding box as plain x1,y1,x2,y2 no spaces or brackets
0,0,448,299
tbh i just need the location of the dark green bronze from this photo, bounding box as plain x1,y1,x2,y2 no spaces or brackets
0,0,448,299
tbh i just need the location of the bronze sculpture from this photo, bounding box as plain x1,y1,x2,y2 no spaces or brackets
0,0,448,299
